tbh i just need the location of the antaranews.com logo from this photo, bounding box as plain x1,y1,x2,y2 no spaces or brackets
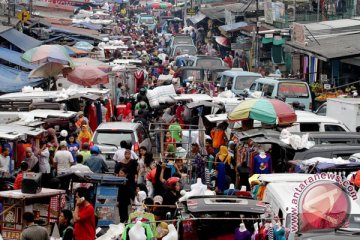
291,172,358,233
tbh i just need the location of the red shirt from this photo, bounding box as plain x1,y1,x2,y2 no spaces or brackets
13,171,24,190
74,204,96,240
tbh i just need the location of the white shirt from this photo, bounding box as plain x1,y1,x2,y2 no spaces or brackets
113,148,138,162
0,154,10,173
54,150,74,174
39,148,51,174
70,164,93,173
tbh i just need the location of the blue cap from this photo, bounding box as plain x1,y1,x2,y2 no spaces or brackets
90,146,100,154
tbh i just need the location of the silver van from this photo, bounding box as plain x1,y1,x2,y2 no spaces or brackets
219,69,261,96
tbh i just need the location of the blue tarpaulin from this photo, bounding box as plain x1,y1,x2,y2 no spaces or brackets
0,48,37,70
0,64,44,93
0,28,42,52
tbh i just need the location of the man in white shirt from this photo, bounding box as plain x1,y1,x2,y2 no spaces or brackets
54,141,74,175
0,147,10,174
113,141,138,163
70,155,93,173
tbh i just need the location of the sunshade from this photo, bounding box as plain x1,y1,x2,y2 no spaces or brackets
228,98,297,125
22,44,73,66
28,62,65,78
74,41,94,51
72,57,112,73
215,36,230,47
66,65,109,87
149,2,172,9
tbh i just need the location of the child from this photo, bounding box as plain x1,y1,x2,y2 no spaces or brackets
14,162,29,190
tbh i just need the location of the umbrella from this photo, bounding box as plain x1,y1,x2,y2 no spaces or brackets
22,45,73,66
66,65,109,87
74,41,94,52
28,62,65,78
228,98,297,125
65,46,89,56
150,2,172,9
72,57,112,73
215,36,230,48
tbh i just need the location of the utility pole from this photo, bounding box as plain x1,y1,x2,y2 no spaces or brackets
7,0,11,25
255,0,259,68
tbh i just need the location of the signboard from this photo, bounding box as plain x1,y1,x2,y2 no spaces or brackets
186,8,197,16
17,9,31,23
324,84,331,90
292,22,305,44
95,186,118,226
273,1,285,23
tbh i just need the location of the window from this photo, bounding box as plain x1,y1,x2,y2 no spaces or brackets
221,75,233,88
93,130,134,146
196,59,223,68
278,82,309,98
173,38,193,46
234,76,259,90
249,83,256,91
300,123,320,132
140,17,154,24
262,84,274,97
324,125,346,132
256,83,264,91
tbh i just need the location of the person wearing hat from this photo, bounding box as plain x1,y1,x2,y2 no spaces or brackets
54,141,74,175
84,146,108,174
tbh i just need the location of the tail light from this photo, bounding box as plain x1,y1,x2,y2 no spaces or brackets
134,142,139,153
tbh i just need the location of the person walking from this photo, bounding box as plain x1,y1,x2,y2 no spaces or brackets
84,146,108,173
73,187,95,240
53,141,74,175
21,212,49,240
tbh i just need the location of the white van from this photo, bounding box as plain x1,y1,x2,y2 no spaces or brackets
287,110,350,132
219,70,261,96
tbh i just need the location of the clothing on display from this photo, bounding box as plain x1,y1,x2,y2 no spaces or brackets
253,153,272,174
88,103,98,132
234,223,252,240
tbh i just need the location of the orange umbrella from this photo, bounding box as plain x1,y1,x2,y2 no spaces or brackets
215,36,230,47
67,65,109,87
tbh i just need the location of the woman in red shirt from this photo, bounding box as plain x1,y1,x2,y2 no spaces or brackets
73,187,95,240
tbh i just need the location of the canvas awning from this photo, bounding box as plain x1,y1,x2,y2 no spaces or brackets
219,22,248,33
0,28,42,51
0,47,37,70
188,12,206,25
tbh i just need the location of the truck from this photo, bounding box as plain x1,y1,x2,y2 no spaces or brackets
326,98,360,132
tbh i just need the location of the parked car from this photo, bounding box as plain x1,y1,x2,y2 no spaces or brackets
189,55,225,68
219,69,261,97
246,78,313,111
136,14,156,31
92,122,151,171
286,110,350,132
176,195,268,240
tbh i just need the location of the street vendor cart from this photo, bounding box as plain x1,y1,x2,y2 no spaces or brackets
0,188,65,240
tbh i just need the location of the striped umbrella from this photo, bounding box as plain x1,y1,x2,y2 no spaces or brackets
150,2,172,9
228,98,297,125
22,44,73,67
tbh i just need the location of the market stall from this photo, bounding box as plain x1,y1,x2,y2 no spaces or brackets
0,188,65,240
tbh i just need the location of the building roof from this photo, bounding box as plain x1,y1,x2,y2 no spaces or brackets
219,21,248,32
50,24,103,41
0,28,42,51
200,2,258,20
286,33,360,61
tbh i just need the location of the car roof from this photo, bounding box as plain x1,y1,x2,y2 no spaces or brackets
186,196,266,214
96,122,140,131
295,110,343,124
222,70,262,77
255,77,307,84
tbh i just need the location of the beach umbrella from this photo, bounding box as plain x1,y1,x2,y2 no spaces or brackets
66,65,109,87
215,36,230,48
28,62,66,78
228,98,297,126
71,57,112,73
22,45,73,66
74,41,94,52
150,2,172,9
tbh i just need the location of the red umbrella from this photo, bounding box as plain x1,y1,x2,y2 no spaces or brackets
215,36,230,47
66,65,109,87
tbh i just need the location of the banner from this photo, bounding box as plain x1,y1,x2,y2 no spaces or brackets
264,0,273,24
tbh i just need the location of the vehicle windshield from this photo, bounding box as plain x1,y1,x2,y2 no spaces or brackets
173,37,193,45
183,69,203,80
278,82,309,98
196,58,223,68
234,76,259,90
140,17,154,24
174,46,197,55
93,130,134,146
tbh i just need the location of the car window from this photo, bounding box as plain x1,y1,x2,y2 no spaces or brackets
234,76,259,90
300,123,320,132
140,17,154,24
136,127,146,143
196,59,223,68
316,105,326,116
174,46,197,56
324,124,346,132
93,130,134,146
256,83,263,91
173,38,193,46
278,82,309,98
249,83,256,91
222,75,233,88
262,84,274,97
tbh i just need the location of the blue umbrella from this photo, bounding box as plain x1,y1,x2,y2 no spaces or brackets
74,41,94,52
